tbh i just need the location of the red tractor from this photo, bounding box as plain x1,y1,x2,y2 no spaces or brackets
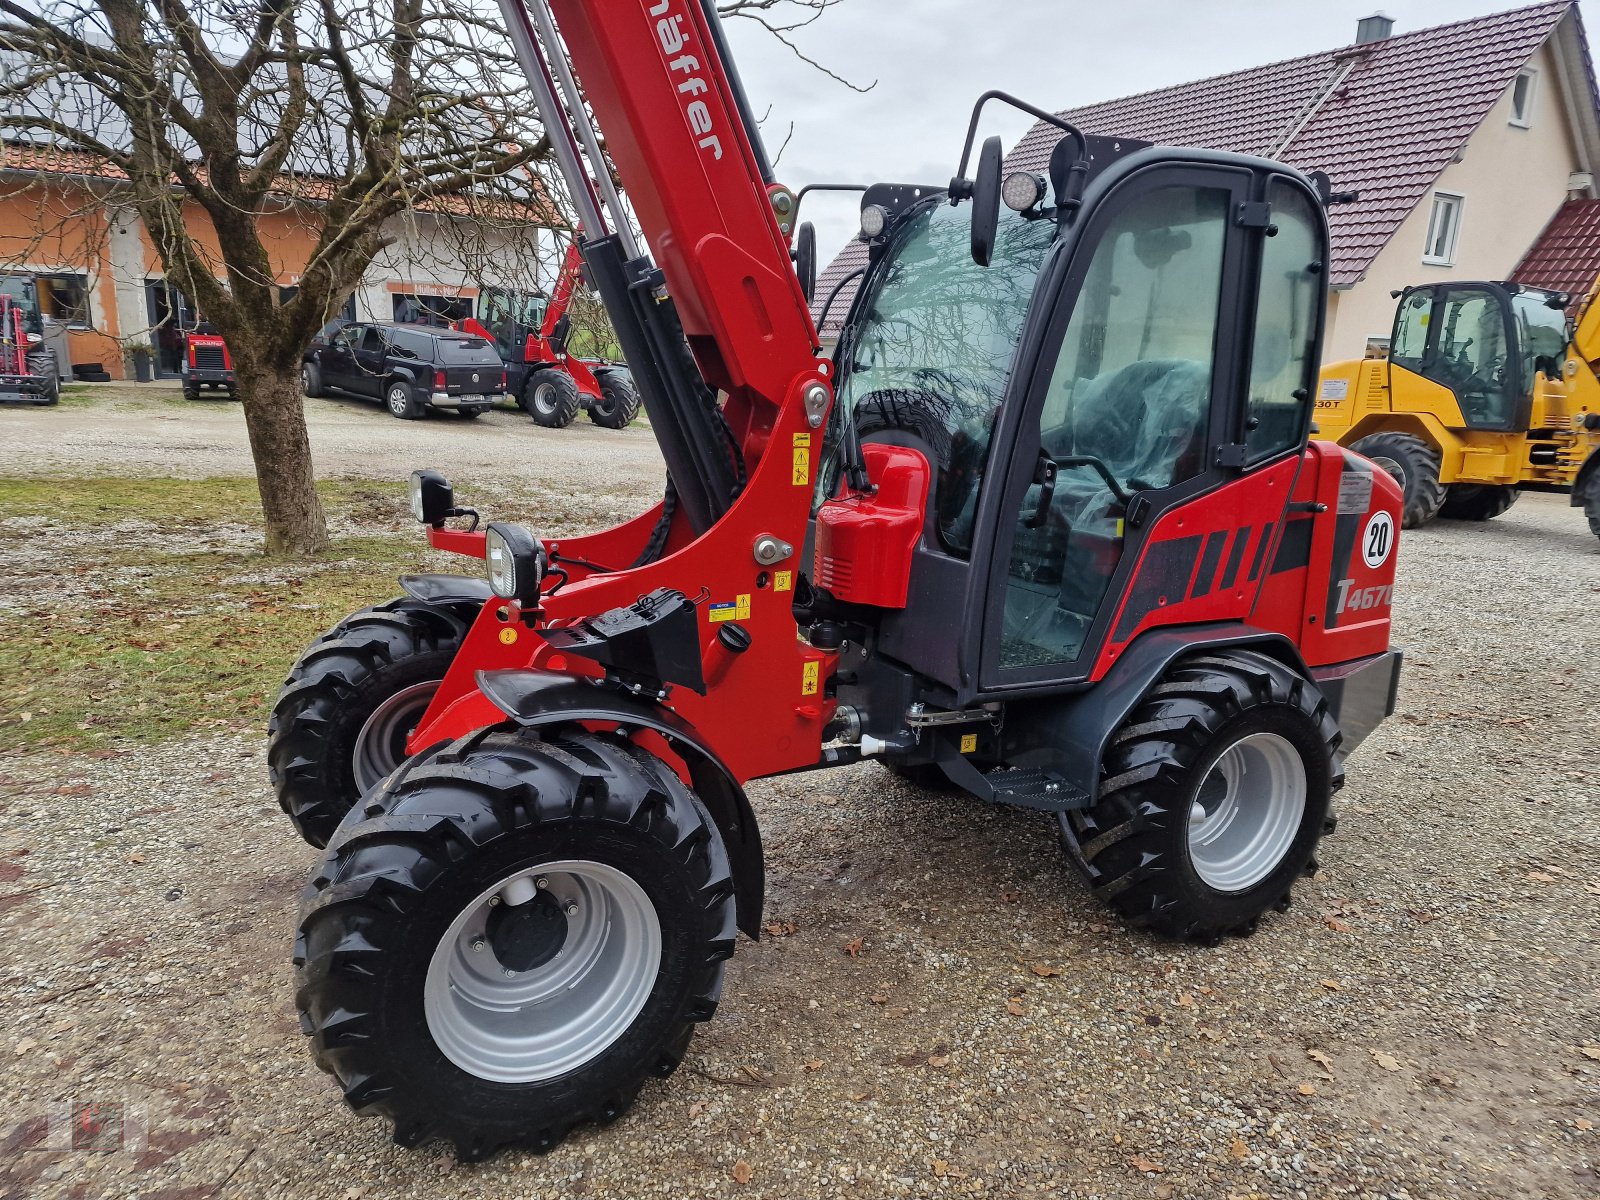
271,0,1404,1161
0,293,60,405
461,238,640,428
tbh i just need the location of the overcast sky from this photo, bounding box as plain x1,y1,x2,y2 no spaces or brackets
720,0,1592,254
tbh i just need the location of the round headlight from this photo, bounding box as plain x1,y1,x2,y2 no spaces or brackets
1001,171,1045,213
484,522,544,605
858,203,888,239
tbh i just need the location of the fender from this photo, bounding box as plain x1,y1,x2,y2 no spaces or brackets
998,624,1315,805
476,667,764,937
1571,444,1600,507
399,572,495,619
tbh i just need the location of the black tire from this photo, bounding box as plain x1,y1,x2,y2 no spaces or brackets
182,385,199,402
385,378,425,420
587,371,640,429
524,368,580,428
294,726,735,1162
302,361,324,398
25,350,59,404
1439,483,1518,521
1061,650,1339,944
1350,431,1445,528
267,597,473,847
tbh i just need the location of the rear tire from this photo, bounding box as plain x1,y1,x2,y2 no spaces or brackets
302,362,325,398
386,379,424,420
588,372,640,429
1351,432,1445,528
524,368,579,428
294,727,735,1162
1061,650,1338,944
1586,481,1600,542
25,350,59,404
267,597,473,847
1440,483,1518,521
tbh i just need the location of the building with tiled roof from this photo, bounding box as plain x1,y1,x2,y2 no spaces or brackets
1511,196,1600,295
814,4,1600,363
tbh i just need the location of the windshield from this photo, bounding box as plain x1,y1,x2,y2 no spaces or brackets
0,275,42,336
825,202,1055,555
1510,288,1569,383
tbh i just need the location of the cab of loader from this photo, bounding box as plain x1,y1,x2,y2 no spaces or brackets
820,135,1331,688
1388,281,1570,432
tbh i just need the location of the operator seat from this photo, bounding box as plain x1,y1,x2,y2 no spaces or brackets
1061,357,1210,495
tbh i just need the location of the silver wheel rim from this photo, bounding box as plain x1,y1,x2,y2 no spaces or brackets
350,680,437,794
388,385,408,414
532,382,558,416
424,860,662,1083
1186,731,1307,893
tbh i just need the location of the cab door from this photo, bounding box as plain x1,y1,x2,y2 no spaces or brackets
1389,284,1523,431
976,165,1325,689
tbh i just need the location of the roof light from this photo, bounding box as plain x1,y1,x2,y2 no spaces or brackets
858,204,888,239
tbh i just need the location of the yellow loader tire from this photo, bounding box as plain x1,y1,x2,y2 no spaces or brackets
1585,484,1600,542
1351,432,1445,528
1440,484,1519,522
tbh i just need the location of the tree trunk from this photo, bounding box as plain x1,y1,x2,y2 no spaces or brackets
234,359,329,556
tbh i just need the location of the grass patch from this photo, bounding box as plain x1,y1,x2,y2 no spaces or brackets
0,477,441,749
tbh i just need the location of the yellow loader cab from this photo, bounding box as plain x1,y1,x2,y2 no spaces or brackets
1316,280,1600,538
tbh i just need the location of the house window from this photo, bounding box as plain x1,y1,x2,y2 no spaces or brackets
1510,68,1537,128
1423,192,1464,266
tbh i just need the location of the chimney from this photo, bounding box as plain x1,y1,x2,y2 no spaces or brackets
1355,12,1395,45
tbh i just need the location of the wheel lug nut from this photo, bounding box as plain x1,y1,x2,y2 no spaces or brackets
503,968,517,978
535,876,549,890
470,937,486,953
564,901,579,917
488,895,500,906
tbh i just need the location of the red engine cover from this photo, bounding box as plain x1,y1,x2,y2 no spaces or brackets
812,443,930,608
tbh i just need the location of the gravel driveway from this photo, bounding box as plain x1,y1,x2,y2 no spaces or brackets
1,392,1597,1199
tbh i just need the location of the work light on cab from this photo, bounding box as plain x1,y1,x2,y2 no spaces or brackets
1001,171,1046,213
484,522,544,605
409,469,454,526
858,203,888,239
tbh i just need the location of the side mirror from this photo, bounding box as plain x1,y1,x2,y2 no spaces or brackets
970,135,1002,267
795,221,817,303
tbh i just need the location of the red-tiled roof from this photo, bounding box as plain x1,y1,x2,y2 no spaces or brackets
1510,196,1600,295
814,2,1590,335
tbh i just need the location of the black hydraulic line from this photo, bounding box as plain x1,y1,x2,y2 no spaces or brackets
697,0,775,185
582,233,738,535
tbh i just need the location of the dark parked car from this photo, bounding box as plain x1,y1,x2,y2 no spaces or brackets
301,321,508,419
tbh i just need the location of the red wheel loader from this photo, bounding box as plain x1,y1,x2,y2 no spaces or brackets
460,238,640,428
0,293,60,405
272,0,1404,1161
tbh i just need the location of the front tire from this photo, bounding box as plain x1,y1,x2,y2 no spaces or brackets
588,371,640,429
294,727,735,1161
524,368,579,428
302,362,325,398
1440,483,1518,521
26,350,59,404
267,597,472,847
1351,431,1445,528
1061,650,1338,943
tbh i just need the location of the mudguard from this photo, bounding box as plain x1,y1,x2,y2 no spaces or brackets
476,667,765,937
399,572,495,613
1000,624,1316,805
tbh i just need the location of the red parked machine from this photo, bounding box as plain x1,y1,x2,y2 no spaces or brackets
273,0,1404,1160
0,293,60,405
460,238,640,428
179,325,237,401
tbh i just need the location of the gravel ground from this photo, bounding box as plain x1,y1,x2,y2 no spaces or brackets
1,394,1598,1199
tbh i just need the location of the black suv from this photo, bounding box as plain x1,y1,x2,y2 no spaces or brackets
301,322,507,419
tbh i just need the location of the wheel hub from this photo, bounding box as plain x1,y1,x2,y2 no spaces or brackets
485,889,569,972
1185,731,1307,893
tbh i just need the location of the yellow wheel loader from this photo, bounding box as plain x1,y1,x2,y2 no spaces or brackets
1316,280,1600,538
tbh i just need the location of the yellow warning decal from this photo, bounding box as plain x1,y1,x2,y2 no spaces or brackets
498,626,518,645
960,733,978,754
801,660,820,696
774,570,793,592
792,432,811,486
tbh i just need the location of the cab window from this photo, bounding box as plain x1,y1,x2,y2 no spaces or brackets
1244,182,1321,461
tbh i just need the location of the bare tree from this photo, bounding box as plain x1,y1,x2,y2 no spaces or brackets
0,0,857,555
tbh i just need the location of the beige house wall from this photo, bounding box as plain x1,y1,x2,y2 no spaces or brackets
1323,40,1584,364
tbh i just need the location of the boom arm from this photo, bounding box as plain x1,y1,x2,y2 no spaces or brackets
497,0,828,534
538,237,586,340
